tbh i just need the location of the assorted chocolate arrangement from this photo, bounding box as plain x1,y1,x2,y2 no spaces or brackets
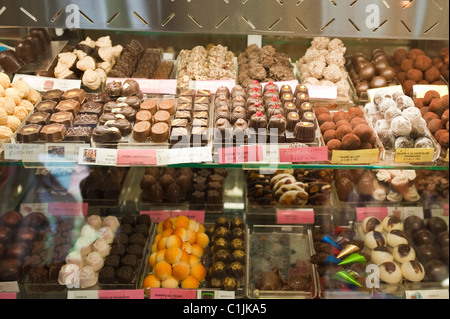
316,105,378,158
204,217,247,291
169,89,213,147
246,169,333,207
143,215,210,291
346,49,398,100
393,47,447,96
358,215,448,284
98,214,151,286
0,211,50,282
213,82,320,146
140,167,228,211
80,167,129,207
0,28,52,74
414,170,449,203
334,169,421,205
250,228,313,293
413,90,449,155
237,45,295,89
297,37,350,101
365,90,438,153
0,76,40,142
176,45,236,90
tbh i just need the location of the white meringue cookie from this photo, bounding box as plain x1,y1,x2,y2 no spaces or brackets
82,69,102,90
77,56,96,72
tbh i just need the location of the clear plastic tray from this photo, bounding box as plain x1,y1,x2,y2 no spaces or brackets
246,225,319,299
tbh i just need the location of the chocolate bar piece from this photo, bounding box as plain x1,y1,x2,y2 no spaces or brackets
61,88,86,104
42,89,64,102
56,99,81,115
50,112,74,128
26,112,51,126
171,118,189,129
74,114,99,128
40,124,66,142
16,124,42,143
35,100,57,114
79,102,103,117
65,126,92,143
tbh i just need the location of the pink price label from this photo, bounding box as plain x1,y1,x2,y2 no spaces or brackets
356,207,388,221
141,211,171,223
191,80,237,94
48,202,88,216
279,146,328,163
444,204,449,217
277,209,314,224
0,293,16,299
172,210,205,224
106,78,177,95
117,149,157,166
218,145,263,164
98,290,144,299
150,288,197,299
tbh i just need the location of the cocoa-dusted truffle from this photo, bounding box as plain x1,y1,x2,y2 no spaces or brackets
342,133,361,150
326,139,342,151
354,124,373,142
320,122,336,134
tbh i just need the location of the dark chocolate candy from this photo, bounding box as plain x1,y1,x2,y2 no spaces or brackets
65,126,92,143
16,124,42,143
39,123,66,142
92,125,122,143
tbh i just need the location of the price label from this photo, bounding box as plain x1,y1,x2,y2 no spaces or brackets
45,143,84,162
106,78,177,95
331,149,379,164
3,144,22,160
413,85,449,99
277,209,314,224
172,210,205,224
20,203,49,216
218,145,264,164
279,146,328,163
48,202,88,216
445,149,449,162
0,293,16,299
140,211,171,223
150,288,197,299
305,84,338,100
405,289,449,299
78,148,118,166
0,281,19,293
21,144,46,162
356,207,388,221
189,79,237,94
164,147,212,165
13,74,81,91
67,290,99,299
98,290,144,299
117,149,157,166
394,148,435,163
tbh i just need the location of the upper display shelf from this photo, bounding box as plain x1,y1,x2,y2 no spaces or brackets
0,0,448,40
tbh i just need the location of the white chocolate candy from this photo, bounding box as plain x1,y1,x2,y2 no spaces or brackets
65,251,84,268
379,262,403,284
392,244,416,264
401,260,425,282
58,264,80,287
85,251,104,272
97,226,115,244
102,215,120,232
371,247,394,265
364,231,386,250
80,224,98,243
361,216,383,233
74,237,93,256
386,230,409,247
382,215,404,233
79,266,98,289
92,238,111,258
87,215,103,230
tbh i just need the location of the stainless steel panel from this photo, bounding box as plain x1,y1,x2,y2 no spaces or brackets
0,0,448,40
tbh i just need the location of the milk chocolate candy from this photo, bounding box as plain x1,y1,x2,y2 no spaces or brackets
61,89,86,104
56,99,81,115
42,89,64,102
132,121,151,142
16,124,42,143
106,81,123,97
92,125,122,143
26,112,51,126
116,96,141,110
150,122,169,143
122,79,140,97
111,105,137,122
35,100,57,114
99,113,126,125
50,111,74,128
79,102,103,117
104,118,132,136
40,123,66,142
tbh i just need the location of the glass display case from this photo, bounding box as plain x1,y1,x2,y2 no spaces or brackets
0,0,448,300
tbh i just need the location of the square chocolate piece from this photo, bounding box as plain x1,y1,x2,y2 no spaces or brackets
196,89,211,99
176,103,193,113
194,96,210,105
170,127,190,146
178,96,193,104
56,99,81,116
16,124,42,143
42,89,64,102
179,89,195,97
194,104,209,113
65,126,92,143
193,111,209,119
34,100,57,114
74,114,99,128
26,112,51,126
79,102,103,117
191,126,208,146
50,112,74,128
192,118,208,127
171,118,189,129
40,123,66,142
175,111,192,122
61,88,86,104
